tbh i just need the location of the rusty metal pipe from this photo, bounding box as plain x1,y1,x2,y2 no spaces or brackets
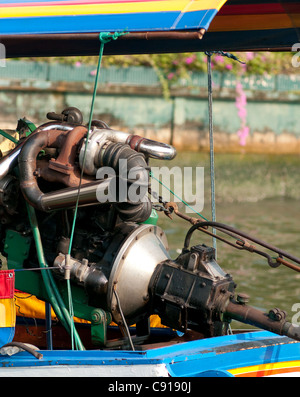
48,125,87,175
276,257,300,273
120,29,205,41
18,127,88,211
0,122,74,181
184,221,300,266
37,158,93,187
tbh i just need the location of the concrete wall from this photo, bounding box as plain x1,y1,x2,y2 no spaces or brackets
0,61,299,153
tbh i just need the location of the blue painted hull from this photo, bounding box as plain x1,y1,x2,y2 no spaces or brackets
1,331,300,377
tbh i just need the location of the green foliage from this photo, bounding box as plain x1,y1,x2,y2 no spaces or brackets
23,51,296,98
26,51,294,75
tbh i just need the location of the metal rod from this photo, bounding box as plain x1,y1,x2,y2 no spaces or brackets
14,267,57,271
113,289,135,351
206,53,217,253
115,29,205,41
45,302,53,350
170,97,175,146
184,220,300,266
276,257,300,273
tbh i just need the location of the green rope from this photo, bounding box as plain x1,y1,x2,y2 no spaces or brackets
149,171,209,222
68,31,128,256
67,275,75,350
66,31,127,349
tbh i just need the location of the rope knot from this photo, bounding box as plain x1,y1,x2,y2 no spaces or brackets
99,31,128,44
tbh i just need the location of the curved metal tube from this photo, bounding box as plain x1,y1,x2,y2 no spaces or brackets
48,125,87,174
1,342,43,359
0,146,21,180
18,126,152,222
135,138,176,160
18,127,84,211
0,121,74,181
79,128,176,175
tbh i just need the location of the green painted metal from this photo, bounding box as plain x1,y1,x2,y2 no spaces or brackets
4,224,111,347
91,308,112,346
17,117,36,136
3,229,44,296
4,230,31,269
142,208,159,225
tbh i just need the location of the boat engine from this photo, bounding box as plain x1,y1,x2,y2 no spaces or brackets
1,107,299,348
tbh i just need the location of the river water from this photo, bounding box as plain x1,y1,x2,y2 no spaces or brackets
151,152,300,329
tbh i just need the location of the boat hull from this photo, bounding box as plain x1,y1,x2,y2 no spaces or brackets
1,331,300,377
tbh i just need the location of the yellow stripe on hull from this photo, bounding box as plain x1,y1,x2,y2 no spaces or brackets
229,360,300,377
0,0,225,18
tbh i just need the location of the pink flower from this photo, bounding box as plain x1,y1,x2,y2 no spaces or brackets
245,52,254,61
75,61,82,67
185,54,196,65
235,81,249,146
214,54,224,64
167,72,175,80
225,64,233,70
238,107,247,119
90,69,97,76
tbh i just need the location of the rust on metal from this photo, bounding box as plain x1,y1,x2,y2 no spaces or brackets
276,257,300,273
120,29,205,41
48,125,87,175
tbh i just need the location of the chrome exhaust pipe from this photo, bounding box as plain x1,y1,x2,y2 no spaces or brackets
40,179,111,211
79,128,176,175
0,145,22,180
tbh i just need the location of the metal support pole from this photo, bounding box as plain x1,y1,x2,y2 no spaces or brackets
206,53,217,254
45,302,53,350
170,97,175,146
